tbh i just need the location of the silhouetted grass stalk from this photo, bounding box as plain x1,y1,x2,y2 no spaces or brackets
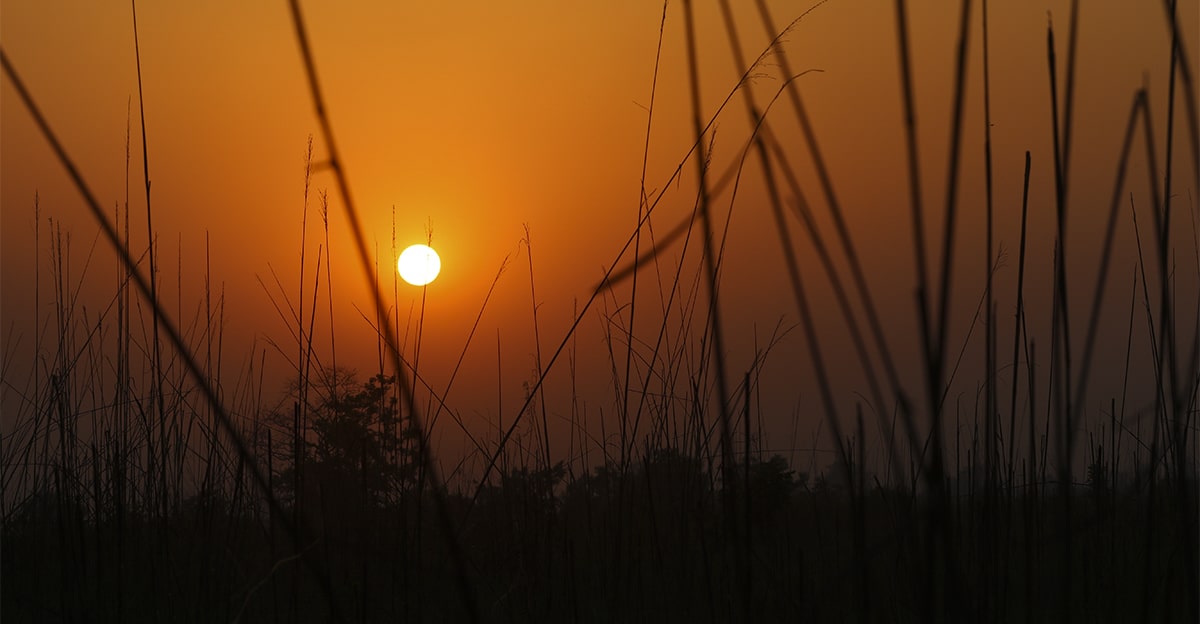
0,41,343,624
283,1,480,618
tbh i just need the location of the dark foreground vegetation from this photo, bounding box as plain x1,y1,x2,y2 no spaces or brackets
2,371,1196,622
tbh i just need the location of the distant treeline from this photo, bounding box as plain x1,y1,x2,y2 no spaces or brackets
3,372,1194,623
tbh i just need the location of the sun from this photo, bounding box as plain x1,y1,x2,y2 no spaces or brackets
397,244,441,286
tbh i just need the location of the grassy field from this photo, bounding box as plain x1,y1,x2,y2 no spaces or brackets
2,0,1197,622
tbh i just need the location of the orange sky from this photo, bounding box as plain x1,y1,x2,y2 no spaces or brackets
2,1,1197,473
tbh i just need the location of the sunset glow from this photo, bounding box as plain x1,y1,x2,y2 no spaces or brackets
397,243,440,286
1,1,1197,620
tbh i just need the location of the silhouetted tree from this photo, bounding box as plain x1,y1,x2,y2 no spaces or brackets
278,373,419,517
740,454,805,518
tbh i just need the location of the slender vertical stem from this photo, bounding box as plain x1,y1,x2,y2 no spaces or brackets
893,0,932,369
622,0,669,469
932,0,974,392
1006,152,1032,491
1046,20,1075,619
523,225,552,471
742,371,752,623
1061,0,1081,182
131,0,166,519
981,2,998,611
681,0,734,521
1161,4,1198,620
321,191,337,397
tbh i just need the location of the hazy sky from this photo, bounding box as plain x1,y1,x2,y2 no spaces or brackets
2,1,1197,473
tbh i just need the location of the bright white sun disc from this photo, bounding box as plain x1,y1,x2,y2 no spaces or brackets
398,244,441,286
